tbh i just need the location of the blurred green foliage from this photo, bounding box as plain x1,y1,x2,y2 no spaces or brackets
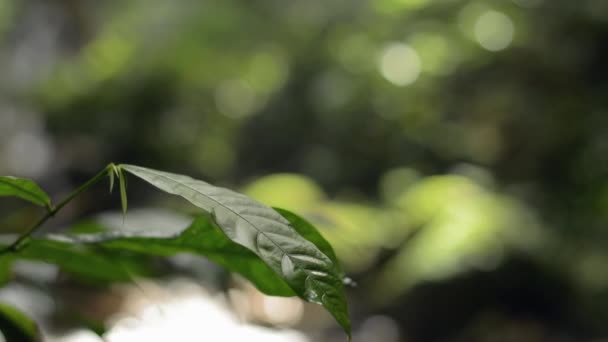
1,0,608,340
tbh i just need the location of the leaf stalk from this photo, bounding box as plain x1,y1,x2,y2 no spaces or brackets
0,164,115,254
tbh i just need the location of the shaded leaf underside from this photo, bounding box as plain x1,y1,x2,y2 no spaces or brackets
45,215,295,295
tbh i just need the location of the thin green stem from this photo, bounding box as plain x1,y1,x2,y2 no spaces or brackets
0,164,114,254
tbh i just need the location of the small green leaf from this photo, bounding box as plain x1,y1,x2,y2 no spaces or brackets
119,164,350,338
0,176,51,210
108,168,115,194
109,164,121,194
0,303,41,342
118,168,128,217
15,239,148,283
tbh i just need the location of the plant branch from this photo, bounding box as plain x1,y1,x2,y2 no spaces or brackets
0,164,114,254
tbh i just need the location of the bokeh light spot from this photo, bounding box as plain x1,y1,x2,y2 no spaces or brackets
474,11,515,51
378,43,421,86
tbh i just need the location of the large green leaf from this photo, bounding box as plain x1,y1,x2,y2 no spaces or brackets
0,176,51,209
0,303,41,342
119,164,350,338
59,215,295,296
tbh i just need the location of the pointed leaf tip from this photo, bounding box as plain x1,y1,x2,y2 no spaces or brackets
108,168,115,194
272,207,350,335
118,168,128,218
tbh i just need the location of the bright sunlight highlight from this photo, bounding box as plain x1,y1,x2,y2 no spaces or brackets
378,43,421,86
474,10,515,51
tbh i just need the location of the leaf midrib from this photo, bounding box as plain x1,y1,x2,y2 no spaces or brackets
125,166,321,272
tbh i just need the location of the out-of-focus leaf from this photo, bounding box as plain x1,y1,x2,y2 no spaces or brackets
14,240,148,283
67,220,108,235
0,256,13,286
0,303,41,342
243,174,326,211
374,175,543,302
119,164,350,338
52,214,294,296
0,177,51,209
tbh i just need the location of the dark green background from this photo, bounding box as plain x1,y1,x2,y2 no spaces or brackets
1,0,607,341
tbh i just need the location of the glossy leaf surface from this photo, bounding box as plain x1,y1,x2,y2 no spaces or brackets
273,208,343,277
120,164,350,337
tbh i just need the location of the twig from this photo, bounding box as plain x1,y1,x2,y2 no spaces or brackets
0,164,113,254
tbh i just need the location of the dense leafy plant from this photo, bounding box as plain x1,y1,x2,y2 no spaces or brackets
0,164,351,341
